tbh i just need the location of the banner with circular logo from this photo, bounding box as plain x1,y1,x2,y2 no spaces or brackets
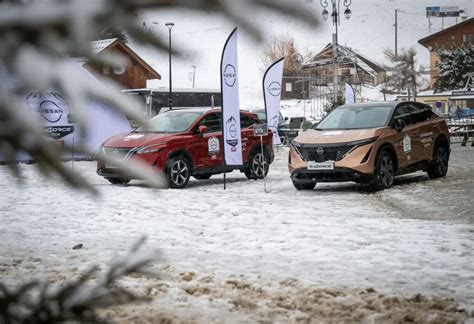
345,82,355,104
263,57,284,145
220,27,242,166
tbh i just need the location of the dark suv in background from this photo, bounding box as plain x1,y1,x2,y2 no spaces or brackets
252,108,292,142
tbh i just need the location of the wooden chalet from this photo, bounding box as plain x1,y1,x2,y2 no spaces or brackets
76,38,161,89
302,43,385,86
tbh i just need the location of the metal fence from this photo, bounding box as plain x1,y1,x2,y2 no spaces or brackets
446,116,474,146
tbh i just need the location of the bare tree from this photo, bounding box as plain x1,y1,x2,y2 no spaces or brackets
383,48,421,101
0,0,319,191
378,71,394,101
260,35,300,76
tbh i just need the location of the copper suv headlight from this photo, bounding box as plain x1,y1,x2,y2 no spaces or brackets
290,141,304,159
346,137,378,147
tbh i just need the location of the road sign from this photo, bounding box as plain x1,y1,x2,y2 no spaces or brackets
426,6,460,17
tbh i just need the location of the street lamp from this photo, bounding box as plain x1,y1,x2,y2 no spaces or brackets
320,0,352,105
322,8,329,21
344,7,352,19
165,22,174,109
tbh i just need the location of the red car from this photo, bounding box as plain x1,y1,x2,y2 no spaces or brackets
97,108,274,188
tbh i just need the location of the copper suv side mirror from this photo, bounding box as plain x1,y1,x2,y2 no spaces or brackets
393,119,405,132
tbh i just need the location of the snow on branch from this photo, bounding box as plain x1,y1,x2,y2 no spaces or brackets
0,237,162,323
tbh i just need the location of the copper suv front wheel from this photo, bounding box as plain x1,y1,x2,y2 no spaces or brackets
370,149,395,191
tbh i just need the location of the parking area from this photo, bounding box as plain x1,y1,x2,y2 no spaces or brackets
0,144,472,322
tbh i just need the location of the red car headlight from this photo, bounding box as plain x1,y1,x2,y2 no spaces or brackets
136,144,166,155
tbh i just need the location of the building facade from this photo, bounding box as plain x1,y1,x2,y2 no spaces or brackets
302,43,386,87
418,18,474,87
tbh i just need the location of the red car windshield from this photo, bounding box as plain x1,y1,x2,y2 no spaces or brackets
136,110,203,133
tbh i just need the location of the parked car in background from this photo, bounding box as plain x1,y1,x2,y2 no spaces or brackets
252,108,288,140
289,101,450,191
97,108,274,188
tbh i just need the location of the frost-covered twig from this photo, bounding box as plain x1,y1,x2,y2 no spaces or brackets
0,237,161,323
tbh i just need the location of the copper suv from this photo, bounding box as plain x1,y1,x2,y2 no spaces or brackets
289,101,450,190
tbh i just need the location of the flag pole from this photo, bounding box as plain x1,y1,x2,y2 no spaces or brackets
220,27,238,190
260,135,266,193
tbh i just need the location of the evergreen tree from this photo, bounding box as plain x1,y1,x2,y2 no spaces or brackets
434,46,474,92
323,92,344,115
383,48,421,101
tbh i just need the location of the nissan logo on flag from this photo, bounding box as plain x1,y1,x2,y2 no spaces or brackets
27,91,68,124
38,100,64,123
223,64,237,87
267,81,281,97
225,116,238,146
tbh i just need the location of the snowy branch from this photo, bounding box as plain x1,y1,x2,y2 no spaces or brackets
0,237,161,323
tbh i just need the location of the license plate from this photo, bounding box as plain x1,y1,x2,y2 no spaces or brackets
307,161,334,170
105,162,118,169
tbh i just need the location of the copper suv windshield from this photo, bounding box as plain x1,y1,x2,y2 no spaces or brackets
316,105,393,130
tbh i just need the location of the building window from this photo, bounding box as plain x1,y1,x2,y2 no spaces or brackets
113,65,125,75
102,65,110,75
463,34,474,43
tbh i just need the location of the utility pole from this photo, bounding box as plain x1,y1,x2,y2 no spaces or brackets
191,65,196,88
333,33,338,104
320,0,352,106
165,22,174,110
395,9,398,56
333,2,339,105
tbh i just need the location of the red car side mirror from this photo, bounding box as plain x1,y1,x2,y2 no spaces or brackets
198,125,207,134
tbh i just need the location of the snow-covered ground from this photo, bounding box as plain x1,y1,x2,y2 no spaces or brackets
0,145,473,322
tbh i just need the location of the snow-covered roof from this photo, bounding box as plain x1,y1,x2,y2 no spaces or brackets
303,43,385,76
73,38,118,65
90,38,117,54
419,18,474,47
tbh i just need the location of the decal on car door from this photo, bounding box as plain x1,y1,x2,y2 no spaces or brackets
403,134,411,154
208,137,220,155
